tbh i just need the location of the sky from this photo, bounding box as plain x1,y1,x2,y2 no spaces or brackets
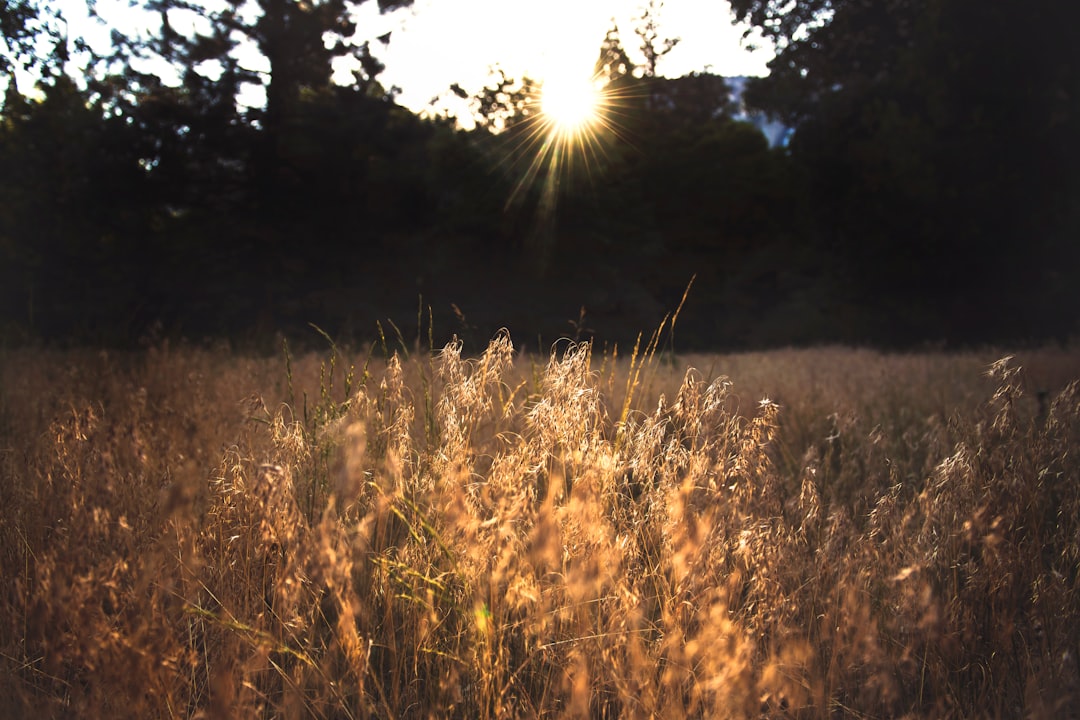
46,0,773,120
361,0,774,116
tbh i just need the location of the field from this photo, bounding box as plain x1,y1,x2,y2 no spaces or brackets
1,332,1079,718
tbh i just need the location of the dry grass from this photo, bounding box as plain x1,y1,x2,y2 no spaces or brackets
1,333,1079,719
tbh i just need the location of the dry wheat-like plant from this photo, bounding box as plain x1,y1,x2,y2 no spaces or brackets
1,338,1078,718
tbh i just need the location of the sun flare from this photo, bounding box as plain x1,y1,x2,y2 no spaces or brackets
499,54,623,223
540,74,601,133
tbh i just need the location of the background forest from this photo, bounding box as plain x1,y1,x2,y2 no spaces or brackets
1,0,1077,350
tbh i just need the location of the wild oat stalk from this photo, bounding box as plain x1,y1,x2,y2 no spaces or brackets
0,339,1077,718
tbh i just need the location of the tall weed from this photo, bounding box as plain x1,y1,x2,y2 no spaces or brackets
1,340,1077,717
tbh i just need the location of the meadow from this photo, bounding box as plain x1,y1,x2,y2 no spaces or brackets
1,329,1078,718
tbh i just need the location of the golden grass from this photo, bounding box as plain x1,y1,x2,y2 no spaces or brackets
1,335,1078,718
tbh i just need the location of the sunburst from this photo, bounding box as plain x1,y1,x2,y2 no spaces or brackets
499,69,624,225
541,73,601,133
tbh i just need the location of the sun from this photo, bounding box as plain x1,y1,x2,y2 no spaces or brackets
499,56,623,226
540,73,601,133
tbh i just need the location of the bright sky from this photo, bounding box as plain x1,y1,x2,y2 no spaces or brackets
46,0,773,120
361,0,773,116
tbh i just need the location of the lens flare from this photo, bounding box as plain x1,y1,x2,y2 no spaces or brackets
498,73,622,210
541,74,600,133
483,62,638,271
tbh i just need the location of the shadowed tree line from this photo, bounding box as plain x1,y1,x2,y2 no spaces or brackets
1,0,1077,350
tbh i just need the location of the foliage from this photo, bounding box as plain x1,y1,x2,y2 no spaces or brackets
463,68,541,134
732,0,1080,344
0,0,1076,348
0,76,160,342
0,0,69,84
633,0,680,79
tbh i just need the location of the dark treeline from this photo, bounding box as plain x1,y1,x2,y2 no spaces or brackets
1,0,1076,351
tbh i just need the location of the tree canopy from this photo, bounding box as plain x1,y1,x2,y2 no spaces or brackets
731,0,1080,343
0,0,1074,348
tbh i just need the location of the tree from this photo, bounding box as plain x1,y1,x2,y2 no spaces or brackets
461,68,540,134
729,0,1080,342
730,0,928,126
1,0,99,112
0,0,55,85
118,0,412,108
633,0,679,80
110,0,414,197
0,75,160,341
594,22,636,89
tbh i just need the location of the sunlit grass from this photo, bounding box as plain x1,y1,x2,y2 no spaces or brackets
1,336,1078,717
